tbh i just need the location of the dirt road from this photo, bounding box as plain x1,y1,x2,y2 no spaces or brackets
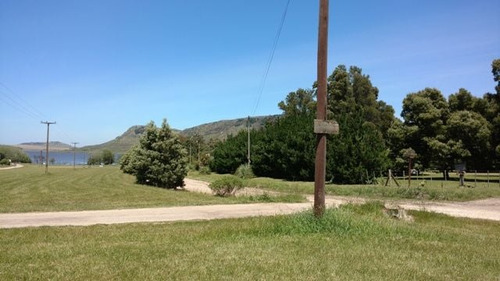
0,178,499,229
0,164,23,170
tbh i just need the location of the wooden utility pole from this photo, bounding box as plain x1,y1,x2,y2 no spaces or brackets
41,121,56,174
71,142,78,169
314,0,329,217
403,148,417,188
247,116,251,166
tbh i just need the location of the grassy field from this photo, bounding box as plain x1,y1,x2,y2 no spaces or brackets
1,202,499,280
189,171,500,201
0,165,303,213
2,167,499,280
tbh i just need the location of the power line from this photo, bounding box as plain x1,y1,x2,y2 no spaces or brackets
0,82,45,120
0,82,77,144
0,94,40,120
0,90,42,120
251,0,292,116
246,1,292,167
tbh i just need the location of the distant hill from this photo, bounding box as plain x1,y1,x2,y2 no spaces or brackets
181,115,277,140
16,141,72,151
81,115,277,154
81,125,146,154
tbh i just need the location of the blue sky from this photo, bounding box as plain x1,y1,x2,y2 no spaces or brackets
1,0,499,146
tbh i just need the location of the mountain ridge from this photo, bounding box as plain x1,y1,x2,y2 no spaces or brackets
9,115,278,153
81,115,277,153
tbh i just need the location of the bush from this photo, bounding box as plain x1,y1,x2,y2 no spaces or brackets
0,146,32,163
209,176,244,197
199,166,211,175
234,164,255,179
88,150,115,165
0,158,11,166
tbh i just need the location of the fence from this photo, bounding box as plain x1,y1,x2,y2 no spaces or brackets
378,170,500,188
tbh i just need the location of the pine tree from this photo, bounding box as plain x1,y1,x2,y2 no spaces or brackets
120,119,188,188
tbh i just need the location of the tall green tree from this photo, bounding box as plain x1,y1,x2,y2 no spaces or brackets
401,88,449,169
327,65,396,139
487,59,500,167
327,65,355,115
448,88,476,112
211,65,394,183
446,110,491,169
493,59,500,95
120,119,187,188
101,149,115,165
88,150,115,165
210,132,248,174
252,112,316,181
278,88,316,117
327,111,390,184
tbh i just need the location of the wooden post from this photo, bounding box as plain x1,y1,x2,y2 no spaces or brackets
314,0,329,217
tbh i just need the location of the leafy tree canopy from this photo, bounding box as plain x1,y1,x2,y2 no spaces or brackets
278,88,316,117
327,65,395,138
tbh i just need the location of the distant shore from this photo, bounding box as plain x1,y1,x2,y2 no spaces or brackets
15,144,71,151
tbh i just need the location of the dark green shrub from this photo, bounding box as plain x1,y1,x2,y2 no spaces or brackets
209,176,244,197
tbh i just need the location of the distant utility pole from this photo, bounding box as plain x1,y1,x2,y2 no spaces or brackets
247,116,251,166
314,0,330,217
71,142,79,169
41,121,56,174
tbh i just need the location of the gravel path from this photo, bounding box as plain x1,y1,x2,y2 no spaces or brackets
0,203,314,229
0,164,24,170
1,178,499,229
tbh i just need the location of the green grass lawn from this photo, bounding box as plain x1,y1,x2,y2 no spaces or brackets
0,165,302,213
1,203,499,280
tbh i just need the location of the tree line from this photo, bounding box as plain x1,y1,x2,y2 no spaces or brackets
210,59,500,183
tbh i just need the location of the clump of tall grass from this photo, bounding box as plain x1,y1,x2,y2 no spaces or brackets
242,193,306,203
209,175,244,197
271,201,389,236
234,164,255,179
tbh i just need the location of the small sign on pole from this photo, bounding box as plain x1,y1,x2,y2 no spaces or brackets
314,119,339,135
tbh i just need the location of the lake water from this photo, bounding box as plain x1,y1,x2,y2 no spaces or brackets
25,150,90,166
